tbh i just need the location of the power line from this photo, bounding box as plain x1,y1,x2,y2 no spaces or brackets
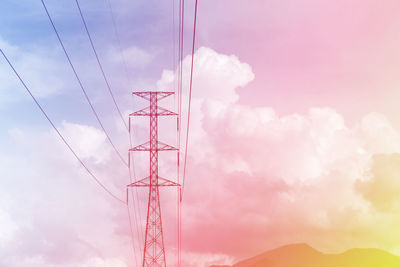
41,0,128,168
181,0,198,202
177,0,185,175
129,120,145,254
177,2,185,266
76,1,145,263
75,0,129,132
0,49,125,205
99,1,146,259
126,199,139,267
103,0,145,248
178,0,185,143
76,1,146,253
172,0,177,75
105,0,133,86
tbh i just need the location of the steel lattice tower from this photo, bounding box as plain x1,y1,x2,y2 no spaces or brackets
128,91,180,267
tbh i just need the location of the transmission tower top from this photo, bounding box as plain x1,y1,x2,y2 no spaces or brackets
132,91,175,101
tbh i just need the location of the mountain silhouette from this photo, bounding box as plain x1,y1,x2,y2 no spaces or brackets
213,243,400,267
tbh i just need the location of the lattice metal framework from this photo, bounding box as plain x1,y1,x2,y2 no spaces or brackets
128,91,180,267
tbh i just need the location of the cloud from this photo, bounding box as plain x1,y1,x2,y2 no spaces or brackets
181,251,235,267
182,105,371,255
59,121,112,164
108,45,155,69
158,46,255,103
0,121,135,267
153,47,400,265
0,37,71,104
356,153,400,212
181,102,400,263
0,207,17,244
355,112,400,154
2,45,400,267
156,46,256,165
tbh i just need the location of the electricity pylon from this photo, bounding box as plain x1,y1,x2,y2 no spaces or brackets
128,91,180,267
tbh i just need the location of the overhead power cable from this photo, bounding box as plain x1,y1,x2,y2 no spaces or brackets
178,0,185,143
75,0,129,132
103,0,145,246
181,0,198,202
102,0,145,259
79,1,144,261
176,2,185,267
126,201,139,267
41,0,128,167
105,0,133,86
0,49,125,205
86,1,145,262
128,121,145,249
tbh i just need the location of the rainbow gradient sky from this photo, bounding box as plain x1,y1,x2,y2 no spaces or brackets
1,0,400,267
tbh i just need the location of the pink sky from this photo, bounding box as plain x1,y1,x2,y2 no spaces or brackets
197,0,400,126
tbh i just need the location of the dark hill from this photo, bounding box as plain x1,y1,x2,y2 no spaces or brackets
215,243,400,267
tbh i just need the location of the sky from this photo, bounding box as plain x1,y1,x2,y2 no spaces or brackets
1,0,400,267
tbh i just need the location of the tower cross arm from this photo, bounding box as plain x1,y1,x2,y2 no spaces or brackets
132,91,174,101
129,141,178,152
130,106,177,116
128,176,181,187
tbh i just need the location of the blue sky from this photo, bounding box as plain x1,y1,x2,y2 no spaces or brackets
0,0,191,131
